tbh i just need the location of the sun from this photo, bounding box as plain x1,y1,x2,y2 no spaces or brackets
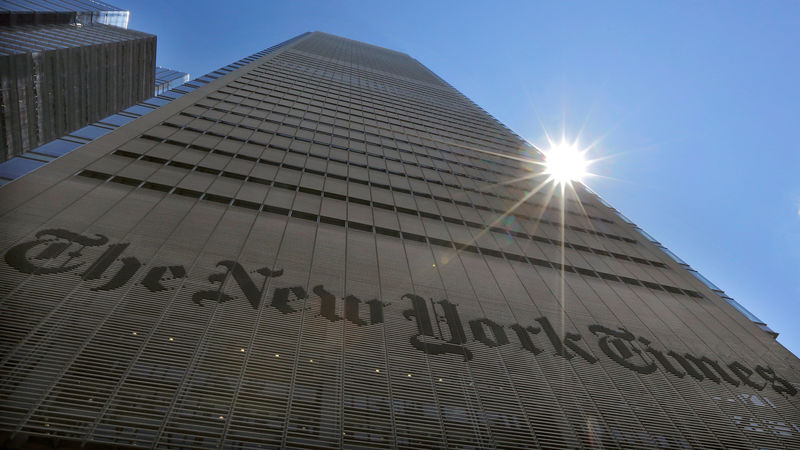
543,140,589,185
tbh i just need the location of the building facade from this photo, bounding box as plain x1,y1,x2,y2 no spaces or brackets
0,1,154,161
0,40,280,186
0,0,129,28
0,31,798,449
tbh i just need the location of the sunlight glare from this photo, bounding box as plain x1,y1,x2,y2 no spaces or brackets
543,140,589,185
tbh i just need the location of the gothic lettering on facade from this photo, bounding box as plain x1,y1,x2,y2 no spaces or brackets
402,294,473,361
5,228,109,275
589,325,656,374
4,228,796,397
536,316,597,364
141,265,186,292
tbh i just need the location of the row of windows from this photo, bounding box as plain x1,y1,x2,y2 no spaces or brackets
274,51,496,135
183,95,598,217
112,142,663,271
215,68,578,212
76,168,698,299
136,122,631,248
166,108,615,229
98,142,656,270
280,52,457,107
272,48,520,146
295,35,446,87
245,61,520,156
203,84,534,186
244,61,520,157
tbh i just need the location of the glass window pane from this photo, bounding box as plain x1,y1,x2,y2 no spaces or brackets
71,125,113,140
0,157,46,179
32,139,82,157
99,114,136,126
143,97,171,106
124,104,156,115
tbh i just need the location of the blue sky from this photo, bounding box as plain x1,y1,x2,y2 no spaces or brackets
118,1,800,356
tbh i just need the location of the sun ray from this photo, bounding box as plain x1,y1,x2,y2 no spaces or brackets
564,181,624,265
423,135,547,168
476,172,544,192
451,178,554,258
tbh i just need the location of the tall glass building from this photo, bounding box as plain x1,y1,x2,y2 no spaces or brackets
0,31,798,449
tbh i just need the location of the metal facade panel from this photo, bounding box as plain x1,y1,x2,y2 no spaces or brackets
0,31,798,449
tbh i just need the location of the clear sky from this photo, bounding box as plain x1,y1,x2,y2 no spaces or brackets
117,1,800,356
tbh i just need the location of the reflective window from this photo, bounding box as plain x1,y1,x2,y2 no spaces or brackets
71,125,113,140
688,269,721,291
124,104,156,115
659,246,687,265
634,226,659,243
32,139,83,157
23,152,55,162
143,97,171,106
0,157,45,179
161,90,184,99
724,297,765,324
99,113,136,127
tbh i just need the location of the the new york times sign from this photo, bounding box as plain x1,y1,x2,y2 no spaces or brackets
5,228,796,397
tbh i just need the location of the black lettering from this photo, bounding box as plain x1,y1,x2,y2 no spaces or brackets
141,265,186,292
667,351,705,381
728,361,766,390
193,261,281,308
640,338,685,378
589,325,655,374
272,286,306,314
403,293,434,335
402,294,472,361
682,354,740,386
222,261,281,309
82,243,129,280
469,318,509,347
437,299,468,345
80,242,142,291
344,295,366,326
536,316,596,363
5,228,107,275
35,241,70,259
366,298,384,325
755,365,797,396
192,266,232,306
92,256,141,291
341,295,384,326
313,285,342,322
509,324,543,355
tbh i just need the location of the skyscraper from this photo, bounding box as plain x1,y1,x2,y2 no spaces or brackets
0,1,154,161
0,31,797,449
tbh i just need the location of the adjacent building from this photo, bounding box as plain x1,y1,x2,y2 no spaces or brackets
0,1,155,161
0,31,798,449
0,0,129,28
155,67,191,96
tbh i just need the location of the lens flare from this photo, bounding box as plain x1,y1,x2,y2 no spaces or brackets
543,140,589,185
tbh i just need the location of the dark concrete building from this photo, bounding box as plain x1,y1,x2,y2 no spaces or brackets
0,1,155,162
0,32,798,449
0,0,129,28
